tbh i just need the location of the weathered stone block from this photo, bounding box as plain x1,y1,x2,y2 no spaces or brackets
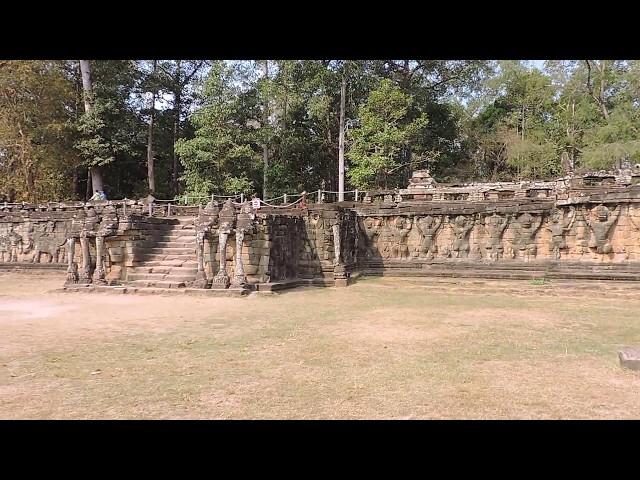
619,347,640,371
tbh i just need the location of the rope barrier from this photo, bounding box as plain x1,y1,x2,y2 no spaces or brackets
259,197,305,208
0,189,365,212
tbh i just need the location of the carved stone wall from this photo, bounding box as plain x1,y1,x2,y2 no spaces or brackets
5,169,640,289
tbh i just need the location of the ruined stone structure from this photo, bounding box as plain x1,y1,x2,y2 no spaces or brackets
4,167,640,292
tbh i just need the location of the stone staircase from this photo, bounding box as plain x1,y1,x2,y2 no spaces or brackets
126,217,198,288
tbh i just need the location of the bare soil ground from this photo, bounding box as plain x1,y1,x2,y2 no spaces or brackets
1,271,640,419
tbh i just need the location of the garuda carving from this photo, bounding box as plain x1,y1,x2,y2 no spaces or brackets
482,212,510,260
513,212,543,262
584,204,620,254
389,216,413,260
449,215,475,259
414,215,442,259
545,208,575,260
361,216,384,258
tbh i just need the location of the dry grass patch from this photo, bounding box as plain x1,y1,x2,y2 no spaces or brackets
1,272,640,418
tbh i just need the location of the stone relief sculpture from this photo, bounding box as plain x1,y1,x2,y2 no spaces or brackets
332,221,341,266
211,199,235,289
584,204,620,254
193,201,219,288
414,215,442,259
94,206,119,285
482,213,510,260
77,208,100,283
362,216,384,258
545,208,576,260
449,215,476,259
0,225,24,262
308,212,323,260
389,216,413,260
513,212,543,262
30,221,66,263
231,201,255,287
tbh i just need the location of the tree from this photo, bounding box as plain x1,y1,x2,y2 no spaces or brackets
79,60,104,193
143,60,159,194
154,60,209,196
175,61,260,197
75,60,146,199
0,61,77,202
347,79,428,189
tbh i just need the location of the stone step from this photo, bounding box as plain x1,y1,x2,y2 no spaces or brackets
129,266,199,275
127,273,196,282
142,260,199,268
146,235,197,242
152,241,197,248
128,279,187,289
139,254,197,262
361,268,640,281
145,247,196,255
147,224,195,231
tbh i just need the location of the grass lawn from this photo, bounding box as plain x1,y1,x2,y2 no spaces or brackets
1,271,640,419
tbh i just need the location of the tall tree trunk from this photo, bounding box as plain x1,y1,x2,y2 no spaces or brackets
79,60,104,193
147,60,157,194
597,60,610,120
338,72,346,202
86,168,92,200
262,60,269,200
172,60,181,196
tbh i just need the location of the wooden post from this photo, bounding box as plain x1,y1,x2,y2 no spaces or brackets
317,189,322,203
355,189,359,202
284,194,288,205
240,193,244,203
148,202,153,216
167,203,171,217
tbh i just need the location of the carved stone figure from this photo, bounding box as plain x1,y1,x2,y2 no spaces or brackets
545,208,576,260
513,212,543,262
450,215,475,259
231,202,255,287
94,207,119,284
482,213,510,260
65,237,78,285
193,201,220,288
211,199,235,288
31,221,66,263
332,222,341,266
1,225,24,262
75,208,101,283
414,215,442,259
390,216,413,260
584,204,620,254
362,216,384,257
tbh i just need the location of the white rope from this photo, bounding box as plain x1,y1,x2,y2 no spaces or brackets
319,190,358,194
265,194,286,202
259,197,305,208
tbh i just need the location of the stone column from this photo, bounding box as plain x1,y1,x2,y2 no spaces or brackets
332,221,347,287
65,237,78,285
79,235,92,283
93,236,106,285
211,230,230,288
232,229,247,287
332,222,341,266
193,230,209,288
